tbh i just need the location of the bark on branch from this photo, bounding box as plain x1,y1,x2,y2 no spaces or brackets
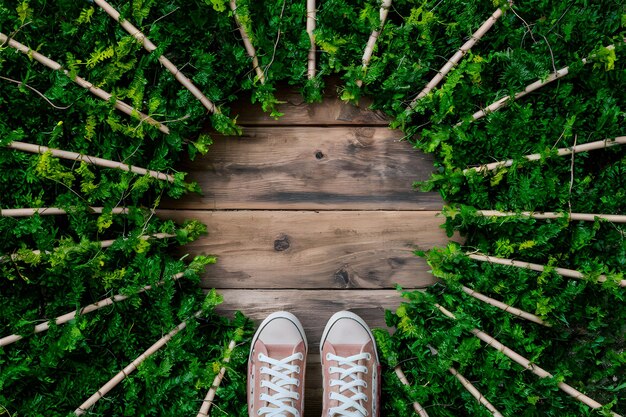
8,140,175,182
467,253,626,287
0,271,184,347
434,304,622,417
393,366,430,416
465,136,626,173
230,0,265,83
93,0,217,113
0,32,170,134
307,0,317,79
74,310,203,415
196,339,238,417
407,6,504,109
357,0,392,87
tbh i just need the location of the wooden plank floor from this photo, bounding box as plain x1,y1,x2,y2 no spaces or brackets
158,84,447,416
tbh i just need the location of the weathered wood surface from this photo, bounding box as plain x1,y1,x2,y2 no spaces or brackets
165,87,446,416
160,127,442,210
158,210,444,289
215,289,404,416
230,81,389,126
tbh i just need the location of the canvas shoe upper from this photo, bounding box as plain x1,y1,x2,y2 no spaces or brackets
320,311,380,417
248,312,307,417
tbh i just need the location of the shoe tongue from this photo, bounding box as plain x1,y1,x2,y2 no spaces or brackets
264,343,300,361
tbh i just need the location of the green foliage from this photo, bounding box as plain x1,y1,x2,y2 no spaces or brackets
1,0,624,415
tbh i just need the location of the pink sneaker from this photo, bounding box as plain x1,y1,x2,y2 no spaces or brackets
320,311,380,417
248,312,307,417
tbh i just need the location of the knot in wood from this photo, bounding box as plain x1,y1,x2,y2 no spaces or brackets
273,234,290,251
334,268,350,287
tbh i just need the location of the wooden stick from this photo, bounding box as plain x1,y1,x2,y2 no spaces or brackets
465,136,626,173
427,345,503,417
467,253,626,287
8,141,175,182
0,272,184,347
357,0,392,87
475,209,626,224
5,233,175,262
306,0,317,80
229,0,265,84
457,45,615,125
394,366,430,417
0,32,169,134
461,285,550,326
434,304,623,417
74,310,203,415
0,207,129,217
196,339,237,417
92,0,216,113
407,6,503,108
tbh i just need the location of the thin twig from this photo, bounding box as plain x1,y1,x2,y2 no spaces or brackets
464,136,626,173
0,271,184,347
427,345,504,417
568,134,577,215
0,75,71,109
74,311,204,415
196,340,237,417
393,366,430,416
434,304,623,417
93,0,217,113
8,140,176,182
467,253,626,287
0,32,169,134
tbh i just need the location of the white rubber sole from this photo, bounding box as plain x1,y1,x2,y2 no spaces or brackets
319,310,380,363
248,311,308,361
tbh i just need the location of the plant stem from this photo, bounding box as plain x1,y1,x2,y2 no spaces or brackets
467,253,626,287
0,32,170,134
465,136,626,172
0,271,184,347
357,0,392,88
456,45,616,125
393,366,430,417
461,285,550,326
407,6,504,108
307,0,317,80
474,209,626,223
229,0,265,84
92,0,217,113
427,345,504,417
74,310,203,415
7,141,175,182
434,304,623,417
5,233,175,263
196,339,237,417
0,207,129,217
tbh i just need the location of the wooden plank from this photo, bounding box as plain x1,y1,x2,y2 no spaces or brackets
214,289,404,417
230,81,390,126
161,127,442,210
158,210,445,289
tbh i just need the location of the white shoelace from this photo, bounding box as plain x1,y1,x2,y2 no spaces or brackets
257,352,303,417
326,352,371,417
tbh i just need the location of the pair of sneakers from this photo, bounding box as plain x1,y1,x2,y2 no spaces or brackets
248,311,380,417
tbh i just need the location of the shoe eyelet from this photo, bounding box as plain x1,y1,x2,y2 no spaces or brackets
298,352,304,360
366,353,372,360
295,393,300,400
364,395,369,401
363,382,368,388
296,380,300,387
364,368,368,374
326,353,331,360
258,353,263,360
296,365,301,373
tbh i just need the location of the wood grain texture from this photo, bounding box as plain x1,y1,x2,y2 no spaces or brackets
215,289,408,417
161,127,442,210
158,210,445,289
230,81,389,126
